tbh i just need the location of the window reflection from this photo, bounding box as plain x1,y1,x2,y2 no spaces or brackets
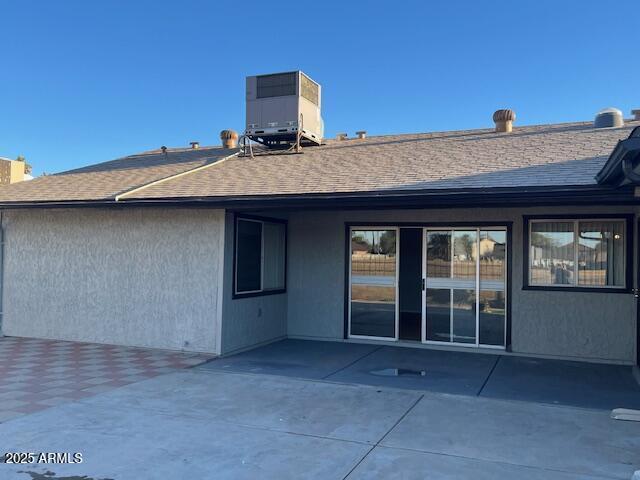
453,231,476,280
426,288,450,342
351,230,396,282
578,222,624,287
351,285,396,338
530,220,625,287
452,289,476,344
479,290,505,346
351,229,397,338
530,222,575,285
479,231,505,282
425,228,507,347
426,231,451,278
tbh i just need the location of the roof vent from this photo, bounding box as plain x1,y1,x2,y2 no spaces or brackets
632,109,640,121
336,133,348,141
220,130,238,149
594,108,624,128
493,109,516,133
190,141,200,149
356,130,367,139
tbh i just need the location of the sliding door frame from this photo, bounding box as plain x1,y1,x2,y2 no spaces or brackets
347,226,400,341
344,221,512,350
422,226,508,349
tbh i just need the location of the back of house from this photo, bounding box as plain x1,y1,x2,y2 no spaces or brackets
1,72,640,366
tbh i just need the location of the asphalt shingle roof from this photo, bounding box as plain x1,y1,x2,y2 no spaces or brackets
125,120,639,200
0,120,637,204
0,147,235,203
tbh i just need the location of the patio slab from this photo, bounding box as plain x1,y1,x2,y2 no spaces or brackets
326,345,499,395
199,339,380,379
381,392,640,480
1,398,370,480
348,446,609,480
1,355,639,479
480,355,640,410
75,369,423,444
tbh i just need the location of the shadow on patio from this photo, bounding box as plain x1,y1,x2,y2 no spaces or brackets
198,339,640,410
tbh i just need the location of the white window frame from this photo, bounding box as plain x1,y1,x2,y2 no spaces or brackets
234,216,286,297
348,226,400,341
527,218,627,289
422,227,508,350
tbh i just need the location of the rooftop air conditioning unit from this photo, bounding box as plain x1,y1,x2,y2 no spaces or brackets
245,71,323,149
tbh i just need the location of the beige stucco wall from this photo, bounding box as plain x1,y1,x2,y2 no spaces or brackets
286,206,638,364
1,207,225,354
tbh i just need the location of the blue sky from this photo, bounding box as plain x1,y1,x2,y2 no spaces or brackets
1,0,638,175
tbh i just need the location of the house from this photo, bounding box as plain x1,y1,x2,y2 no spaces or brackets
1,73,640,366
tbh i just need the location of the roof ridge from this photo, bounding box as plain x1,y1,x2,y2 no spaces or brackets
114,151,238,201
325,120,616,143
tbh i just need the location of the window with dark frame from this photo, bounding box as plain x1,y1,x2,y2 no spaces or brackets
235,217,286,296
527,218,626,289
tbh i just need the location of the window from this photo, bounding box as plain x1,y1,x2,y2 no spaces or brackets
235,216,286,296
349,229,397,338
527,218,627,289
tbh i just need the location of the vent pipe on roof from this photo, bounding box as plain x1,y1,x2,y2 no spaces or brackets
493,109,516,133
632,109,640,121
336,133,348,141
356,131,367,139
220,130,238,149
190,141,200,149
594,108,624,128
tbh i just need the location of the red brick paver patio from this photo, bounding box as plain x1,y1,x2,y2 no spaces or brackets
0,336,214,423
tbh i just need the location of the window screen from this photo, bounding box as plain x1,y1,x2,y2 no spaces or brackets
256,73,297,98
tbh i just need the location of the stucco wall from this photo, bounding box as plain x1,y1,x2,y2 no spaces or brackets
1,207,225,354
286,206,638,363
220,212,287,355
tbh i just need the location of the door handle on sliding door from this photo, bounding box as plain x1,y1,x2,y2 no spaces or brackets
422,278,426,291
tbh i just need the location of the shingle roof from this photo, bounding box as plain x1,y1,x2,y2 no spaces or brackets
0,147,235,203
0,120,638,205
125,120,639,200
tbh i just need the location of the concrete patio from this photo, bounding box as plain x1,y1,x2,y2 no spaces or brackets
1,338,639,479
202,339,640,410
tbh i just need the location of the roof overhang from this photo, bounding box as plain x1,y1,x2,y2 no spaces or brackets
596,127,640,186
0,184,636,211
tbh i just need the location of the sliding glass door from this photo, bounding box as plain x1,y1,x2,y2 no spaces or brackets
349,228,399,340
423,228,506,348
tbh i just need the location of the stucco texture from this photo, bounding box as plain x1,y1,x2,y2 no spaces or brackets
220,212,287,355
285,206,638,364
1,208,224,353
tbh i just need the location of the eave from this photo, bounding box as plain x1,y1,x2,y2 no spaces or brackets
596,127,640,186
0,184,636,211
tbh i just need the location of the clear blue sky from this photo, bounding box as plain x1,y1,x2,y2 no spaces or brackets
1,0,638,175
